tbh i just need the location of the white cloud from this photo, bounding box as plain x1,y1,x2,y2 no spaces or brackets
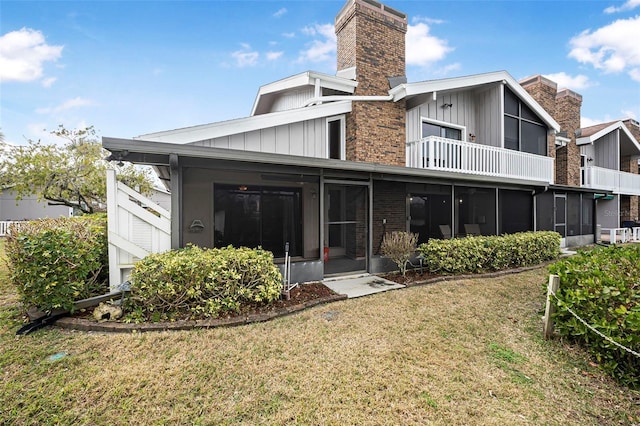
35,97,94,114
433,62,461,76
266,51,283,61
41,77,57,88
297,23,336,63
406,22,452,67
0,27,63,83
621,108,637,119
282,32,295,38
231,44,259,67
273,8,287,18
604,0,640,13
543,72,593,91
568,16,640,81
412,16,446,25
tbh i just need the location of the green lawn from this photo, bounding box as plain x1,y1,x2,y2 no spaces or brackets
0,239,638,425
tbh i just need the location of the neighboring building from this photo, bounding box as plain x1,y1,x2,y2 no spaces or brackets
522,75,640,234
0,188,73,221
104,0,602,282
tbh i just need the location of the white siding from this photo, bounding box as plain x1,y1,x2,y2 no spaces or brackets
191,117,329,159
271,88,315,112
594,131,619,170
474,85,502,147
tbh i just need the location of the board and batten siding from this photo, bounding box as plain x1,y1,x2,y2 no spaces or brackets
405,86,502,147
593,130,620,170
270,88,315,113
192,117,328,158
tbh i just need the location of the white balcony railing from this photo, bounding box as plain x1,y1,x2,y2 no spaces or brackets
581,166,640,195
406,136,555,184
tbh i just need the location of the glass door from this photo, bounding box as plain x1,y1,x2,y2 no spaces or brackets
324,183,368,276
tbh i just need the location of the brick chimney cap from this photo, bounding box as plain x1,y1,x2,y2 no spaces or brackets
336,0,407,25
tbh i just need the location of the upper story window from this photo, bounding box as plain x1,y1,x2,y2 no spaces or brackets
327,116,345,160
504,88,547,156
422,120,463,141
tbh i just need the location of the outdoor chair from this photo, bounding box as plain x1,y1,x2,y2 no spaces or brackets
464,223,481,236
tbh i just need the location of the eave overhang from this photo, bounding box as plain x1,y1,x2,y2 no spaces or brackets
103,137,552,188
136,100,352,145
251,71,358,116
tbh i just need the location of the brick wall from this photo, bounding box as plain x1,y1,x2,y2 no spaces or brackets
336,0,407,167
372,180,406,255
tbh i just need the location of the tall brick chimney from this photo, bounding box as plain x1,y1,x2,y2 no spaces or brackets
335,0,407,166
521,75,582,186
555,89,583,187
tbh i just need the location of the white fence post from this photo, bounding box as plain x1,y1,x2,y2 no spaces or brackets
543,274,560,339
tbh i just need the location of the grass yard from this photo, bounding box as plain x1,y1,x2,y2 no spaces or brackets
0,238,638,425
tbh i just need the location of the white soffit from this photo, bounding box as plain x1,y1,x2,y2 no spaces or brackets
137,101,353,145
250,71,358,116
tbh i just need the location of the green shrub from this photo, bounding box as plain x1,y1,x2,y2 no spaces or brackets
125,245,283,322
380,231,418,277
5,215,108,313
549,245,640,388
417,231,560,274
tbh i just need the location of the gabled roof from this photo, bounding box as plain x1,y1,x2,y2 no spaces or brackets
251,71,358,116
137,100,352,144
577,120,640,156
390,70,561,131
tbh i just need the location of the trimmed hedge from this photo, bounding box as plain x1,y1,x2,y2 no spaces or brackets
5,215,108,313
417,231,561,274
125,245,283,322
549,245,640,388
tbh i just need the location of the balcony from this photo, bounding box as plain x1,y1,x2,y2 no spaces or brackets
581,166,640,195
406,136,555,184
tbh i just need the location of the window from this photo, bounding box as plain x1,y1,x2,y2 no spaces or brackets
213,184,302,257
504,87,548,156
422,121,463,140
327,116,344,160
409,185,452,243
454,186,496,236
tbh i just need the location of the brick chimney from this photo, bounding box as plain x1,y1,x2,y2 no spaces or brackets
521,75,582,186
335,0,407,166
555,89,583,186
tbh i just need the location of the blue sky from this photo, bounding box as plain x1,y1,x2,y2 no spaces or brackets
1,0,639,146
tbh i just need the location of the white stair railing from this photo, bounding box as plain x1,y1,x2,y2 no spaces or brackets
106,169,171,291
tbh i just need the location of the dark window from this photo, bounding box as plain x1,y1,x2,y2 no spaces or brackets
521,121,547,156
535,191,554,231
581,194,593,235
567,193,581,236
454,186,496,236
504,87,547,156
499,190,533,234
328,119,342,160
422,121,463,140
504,116,519,151
409,185,452,243
214,184,302,257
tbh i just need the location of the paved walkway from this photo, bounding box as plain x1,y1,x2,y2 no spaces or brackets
322,274,405,298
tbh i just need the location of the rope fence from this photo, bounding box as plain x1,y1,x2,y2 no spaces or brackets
543,274,640,360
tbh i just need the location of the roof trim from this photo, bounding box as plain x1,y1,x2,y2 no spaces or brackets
136,101,352,145
577,121,640,154
103,137,552,187
250,71,357,116
390,70,560,131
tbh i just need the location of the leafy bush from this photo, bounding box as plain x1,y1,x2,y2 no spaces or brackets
380,231,418,277
125,245,283,322
5,215,108,313
417,231,560,274
549,245,640,388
